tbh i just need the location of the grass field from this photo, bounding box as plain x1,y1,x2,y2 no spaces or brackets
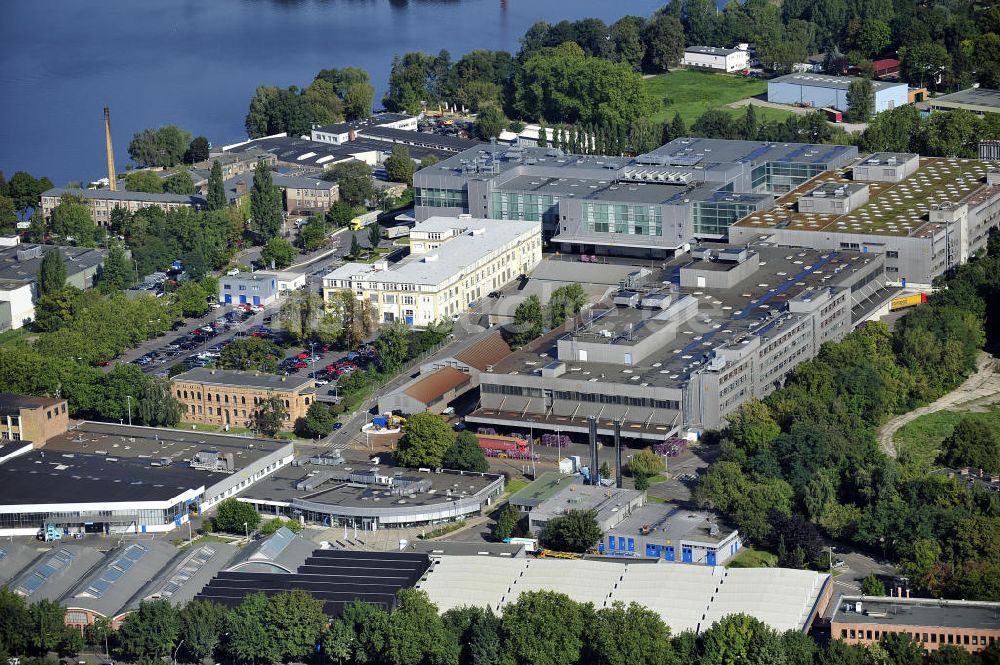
505,478,530,496
643,70,795,125
894,407,1000,470
726,546,778,569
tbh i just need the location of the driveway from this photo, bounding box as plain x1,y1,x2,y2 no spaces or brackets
877,351,1000,457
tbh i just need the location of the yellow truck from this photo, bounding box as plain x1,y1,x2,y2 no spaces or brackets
889,293,928,311
350,210,380,231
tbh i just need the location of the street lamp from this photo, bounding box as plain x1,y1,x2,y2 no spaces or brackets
172,639,184,665
243,521,249,542
824,545,835,572
126,395,133,427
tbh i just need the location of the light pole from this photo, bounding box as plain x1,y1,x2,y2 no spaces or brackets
824,545,835,572
126,395,133,427
172,639,184,665
243,521,249,543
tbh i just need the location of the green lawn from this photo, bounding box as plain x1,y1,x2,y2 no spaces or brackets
643,70,795,126
505,478,530,496
726,546,778,569
0,327,32,348
894,407,1000,470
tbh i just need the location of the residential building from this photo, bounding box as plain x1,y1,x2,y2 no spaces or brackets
467,243,887,438
413,139,857,253
40,188,206,225
206,147,278,178
419,556,831,634
831,595,1000,654
323,216,542,326
0,420,294,537
171,368,317,430
0,240,107,330
928,87,1000,116
682,45,750,73
0,393,68,446
238,466,505,531
600,503,742,565
767,73,909,112
197,171,339,214
310,112,419,144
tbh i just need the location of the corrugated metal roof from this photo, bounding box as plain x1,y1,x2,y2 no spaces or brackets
453,331,512,371
402,367,471,405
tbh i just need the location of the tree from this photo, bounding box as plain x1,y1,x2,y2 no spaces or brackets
610,16,646,71
163,170,195,195
940,417,999,473
212,497,260,534
494,503,521,542
385,589,459,665
628,449,665,490
929,646,977,665
98,242,134,292
540,509,602,552
266,589,327,663
49,197,95,244
218,337,280,372
589,601,675,665
332,600,390,665
295,401,336,439
326,199,357,228
37,247,67,297
299,213,328,252
0,195,17,235
329,160,375,207
724,400,781,456
511,295,543,347
250,161,283,242
184,136,210,163
500,591,588,665
344,82,375,120
33,287,78,332
845,78,875,123
385,145,415,186
7,171,53,212
476,105,507,140
279,289,324,342
443,606,502,665
114,599,180,662
855,20,891,59
375,321,410,373
367,220,381,251
127,126,192,168
260,237,296,269
899,42,951,89
420,154,439,169
124,170,164,194
223,592,278,665
396,412,456,468
137,375,183,427
253,394,288,437
700,613,776,665
442,430,489,472
642,14,685,72
173,280,210,317
741,104,759,141
178,599,227,663
546,283,587,328
881,632,923,665
83,615,113,654
861,574,886,596
207,160,227,211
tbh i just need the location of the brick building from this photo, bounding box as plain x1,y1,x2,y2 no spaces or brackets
171,368,316,430
0,393,69,447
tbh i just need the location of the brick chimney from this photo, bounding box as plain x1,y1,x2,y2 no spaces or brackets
235,180,248,195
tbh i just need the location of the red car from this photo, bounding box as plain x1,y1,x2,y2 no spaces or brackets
294,361,309,369
94,360,112,367
296,352,309,360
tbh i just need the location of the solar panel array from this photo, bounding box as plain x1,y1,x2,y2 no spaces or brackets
197,550,430,616
16,548,75,596
85,544,148,598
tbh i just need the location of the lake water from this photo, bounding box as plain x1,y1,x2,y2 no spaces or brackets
0,0,668,185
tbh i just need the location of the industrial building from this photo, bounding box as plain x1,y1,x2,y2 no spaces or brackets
506,472,646,533
767,73,909,112
831,595,1000,654
379,330,512,415
39,188,207,225
0,239,108,331
682,45,750,72
467,242,888,437
216,270,304,306
310,112,418,145
191,170,340,215
600,504,741,565
237,464,505,531
417,556,832,634
412,138,857,254
730,157,1000,287
927,87,1000,116
0,420,294,537
171,368,317,430
323,216,542,326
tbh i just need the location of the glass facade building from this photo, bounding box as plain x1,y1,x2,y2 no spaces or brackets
581,203,663,236
415,187,468,209
751,162,828,193
693,200,762,236
490,191,559,225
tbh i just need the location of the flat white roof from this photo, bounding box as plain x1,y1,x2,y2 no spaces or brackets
325,216,539,288
417,555,829,634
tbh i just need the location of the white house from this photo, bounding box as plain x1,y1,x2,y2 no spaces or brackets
682,46,750,73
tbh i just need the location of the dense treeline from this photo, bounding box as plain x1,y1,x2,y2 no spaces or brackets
5,586,998,665
696,235,1000,601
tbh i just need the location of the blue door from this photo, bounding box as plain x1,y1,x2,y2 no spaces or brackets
707,551,717,566
682,546,693,563
664,545,675,561
224,294,232,304
404,315,414,325
252,295,261,306
239,295,247,304
647,544,660,557
618,537,625,550
598,543,605,554
608,536,615,551
141,525,147,533
627,538,635,553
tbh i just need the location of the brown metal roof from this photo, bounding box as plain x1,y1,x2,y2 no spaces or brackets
0,393,64,416
403,367,471,405
453,331,512,371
